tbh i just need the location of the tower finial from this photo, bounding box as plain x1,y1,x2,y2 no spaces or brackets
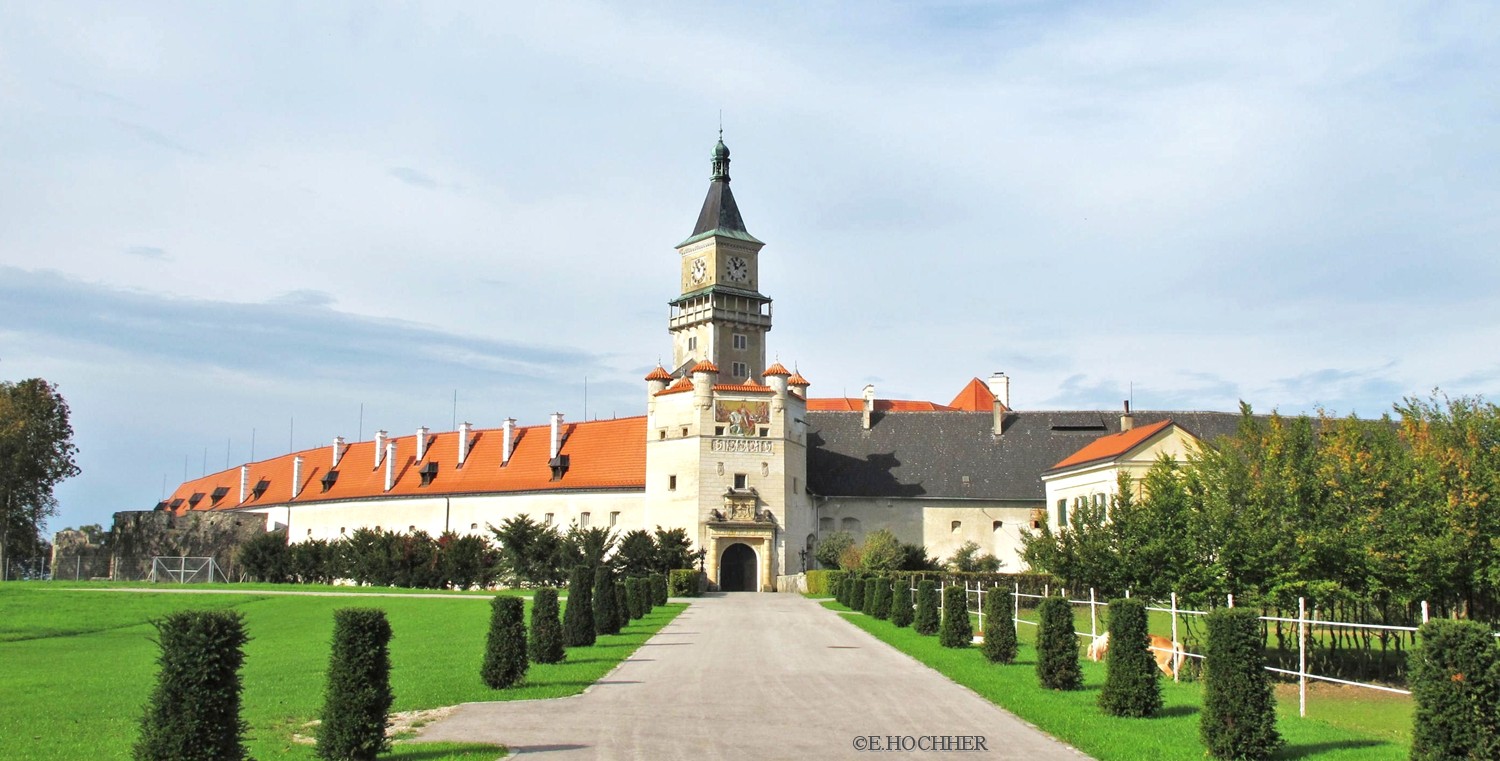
711,128,730,182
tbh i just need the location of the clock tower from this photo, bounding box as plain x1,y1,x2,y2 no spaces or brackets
669,135,772,382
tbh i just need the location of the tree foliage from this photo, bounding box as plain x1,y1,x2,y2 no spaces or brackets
980,585,1017,664
815,531,855,570
1021,395,1500,621
481,596,528,689
561,566,595,647
939,585,971,648
615,530,657,577
1097,598,1160,717
317,608,393,761
1410,619,1500,759
0,378,80,569
1035,597,1081,690
913,580,940,636
528,587,565,664
489,515,565,587
947,541,1001,573
1200,607,1281,759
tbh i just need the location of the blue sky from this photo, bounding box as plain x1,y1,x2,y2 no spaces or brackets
1,1,1497,531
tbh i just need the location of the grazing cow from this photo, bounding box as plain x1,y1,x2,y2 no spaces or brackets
1086,631,1185,678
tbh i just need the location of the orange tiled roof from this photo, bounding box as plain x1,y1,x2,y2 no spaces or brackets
714,383,776,394
806,398,957,412
763,362,791,377
948,377,1006,412
1048,419,1175,471
656,377,695,396
164,416,647,512
788,371,810,386
691,360,720,374
644,366,674,382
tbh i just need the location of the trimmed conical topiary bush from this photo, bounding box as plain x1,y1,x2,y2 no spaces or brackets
133,610,251,761
870,577,891,620
651,574,668,606
863,577,883,617
1035,596,1081,690
316,608,394,761
913,580,939,635
529,587,565,664
890,579,913,628
980,586,1017,664
1201,607,1281,759
562,566,595,647
1098,598,1159,717
851,578,867,613
481,596,528,689
940,585,971,648
614,580,629,629
1411,619,1500,760
593,567,620,636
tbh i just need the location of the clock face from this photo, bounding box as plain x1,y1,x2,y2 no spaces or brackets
726,256,749,283
689,258,707,284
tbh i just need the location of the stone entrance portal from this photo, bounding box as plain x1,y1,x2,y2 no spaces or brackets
718,543,757,592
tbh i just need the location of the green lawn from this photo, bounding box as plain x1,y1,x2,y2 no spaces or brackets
0,585,682,760
827,600,1408,761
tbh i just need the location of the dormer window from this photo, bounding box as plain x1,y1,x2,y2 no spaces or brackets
187,492,205,508
252,479,269,499
418,462,438,487
209,486,229,505
168,498,184,509
320,470,340,493
549,454,570,481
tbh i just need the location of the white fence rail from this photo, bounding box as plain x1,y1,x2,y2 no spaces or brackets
896,578,1499,718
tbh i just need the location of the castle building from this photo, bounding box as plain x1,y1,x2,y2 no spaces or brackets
159,138,1244,590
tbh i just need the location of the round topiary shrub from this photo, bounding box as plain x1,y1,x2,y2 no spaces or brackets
1200,607,1281,760
1098,598,1159,716
529,588,565,664
1035,596,1081,690
890,579,914,628
668,569,700,597
940,585,972,648
913,580,940,635
980,586,1017,664
481,596,529,689
592,567,620,636
1411,618,1500,760
317,608,394,761
562,566,596,647
851,578,868,613
133,610,251,761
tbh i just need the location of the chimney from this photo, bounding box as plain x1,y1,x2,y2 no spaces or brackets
993,395,1005,439
987,372,1010,410
375,430,388,467
457,422,472,466
239,464,250,503
415,426,429,461
502,417,516,465
331,436,346,467
549,413,563,460
861,384,876,430
291,456,304,499
1121,400,1135,432
384,442,396,491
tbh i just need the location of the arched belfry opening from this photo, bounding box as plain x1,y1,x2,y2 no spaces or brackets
719,543,758,592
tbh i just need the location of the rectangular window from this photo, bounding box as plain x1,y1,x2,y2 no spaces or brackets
734,473,748,489
1056,499,1067,527
659,429,667,440
715,426,725,436
681,427,689,437
580,512,590,528
610,511,620,527
793,477,800,494
732,362,749,378
687,336,697,351
733,333,747,350
669,475,677,491
758,427,769,437
544,513,554,525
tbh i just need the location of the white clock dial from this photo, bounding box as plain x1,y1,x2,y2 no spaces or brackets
690,258,707,284
726,256,749,283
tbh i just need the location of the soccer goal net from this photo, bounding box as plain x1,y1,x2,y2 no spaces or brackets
149,556,229,584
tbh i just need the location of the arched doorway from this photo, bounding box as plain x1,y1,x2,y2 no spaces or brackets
719,543,757,592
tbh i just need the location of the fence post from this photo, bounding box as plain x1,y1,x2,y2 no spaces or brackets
938,580,944,613
1298,596,1307,718
1420,600,1429,624
1089,588,1098,640
976,582,984,632
1170,591,1179,646
1043,582,1049,598
1227,593,1234,608
1014,581,1020,625
75,556,81,581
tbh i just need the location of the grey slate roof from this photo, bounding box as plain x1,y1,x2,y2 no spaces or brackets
679,180,763,247
805,409,1246,502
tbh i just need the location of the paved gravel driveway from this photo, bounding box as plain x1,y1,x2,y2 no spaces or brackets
418,593,1087,759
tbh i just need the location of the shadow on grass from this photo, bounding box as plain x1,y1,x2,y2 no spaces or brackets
1157,705,1199,718
1274,739,1390,759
